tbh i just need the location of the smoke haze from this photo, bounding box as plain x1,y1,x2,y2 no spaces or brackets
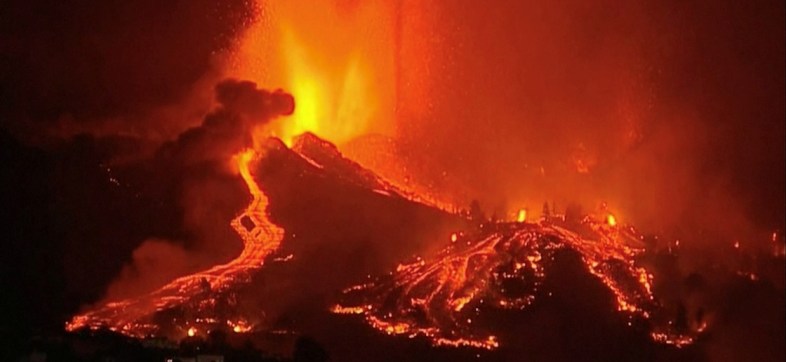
0,2,783,359
394,1,784,248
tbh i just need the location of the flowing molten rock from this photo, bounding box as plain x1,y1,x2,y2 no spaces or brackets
68,150,283,337
66,80,293,337
333,216,697,349
67,125,699,354
64,129,461,340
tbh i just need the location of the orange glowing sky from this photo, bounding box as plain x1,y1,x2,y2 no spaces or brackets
230,0,399,146
222,0,783,244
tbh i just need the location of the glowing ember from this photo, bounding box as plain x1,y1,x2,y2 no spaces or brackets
650,332,694,348
607,213,617,227
228,319,253,333
334,213,699,349
187,327,197,337
773,231,786,257
65,149,285,337
516,209,527,223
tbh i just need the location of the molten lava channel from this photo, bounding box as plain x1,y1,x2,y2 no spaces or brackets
333,215,698,350
66,149,284,338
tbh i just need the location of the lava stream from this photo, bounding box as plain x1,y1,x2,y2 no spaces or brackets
334,216,697,350
66,149,284,337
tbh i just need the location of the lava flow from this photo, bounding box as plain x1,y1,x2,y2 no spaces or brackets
333,214,698,350
66,149,284,337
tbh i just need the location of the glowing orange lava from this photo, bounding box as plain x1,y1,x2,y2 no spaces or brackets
66,149,284,337
229,1,462,213
233,0,397,147
607,213,617,227
334,213,699,349
517,209,527,223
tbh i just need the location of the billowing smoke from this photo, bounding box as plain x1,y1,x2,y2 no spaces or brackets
97,80,293,303
1,1,782,359
393,1,784,250
387,4,784,358
102,238,191,301
0,0,272,341
158,79,294,164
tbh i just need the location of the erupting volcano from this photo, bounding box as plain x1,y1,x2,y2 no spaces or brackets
65,128,700,351
2,1,783,361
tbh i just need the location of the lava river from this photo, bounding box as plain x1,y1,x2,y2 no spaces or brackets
66,148,284,337
333,215,698,350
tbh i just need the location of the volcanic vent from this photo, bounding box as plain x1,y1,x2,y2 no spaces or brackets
63,83,464,341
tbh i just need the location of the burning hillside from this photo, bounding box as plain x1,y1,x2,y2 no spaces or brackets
333,213,698,350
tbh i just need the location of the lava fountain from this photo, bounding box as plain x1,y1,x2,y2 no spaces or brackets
233,0,398,146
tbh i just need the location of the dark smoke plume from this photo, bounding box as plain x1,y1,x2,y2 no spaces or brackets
158,79,294,164
101,80,293,303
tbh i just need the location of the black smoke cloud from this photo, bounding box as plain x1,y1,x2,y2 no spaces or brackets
100,79,294,302
0,0,297,349
0,77,293,349
158,79,294,165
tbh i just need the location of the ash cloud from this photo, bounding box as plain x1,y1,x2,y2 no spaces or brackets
0,0,300,340
158,79,294,164
391,3,785,358
395,0,784,249
98,79,294,302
